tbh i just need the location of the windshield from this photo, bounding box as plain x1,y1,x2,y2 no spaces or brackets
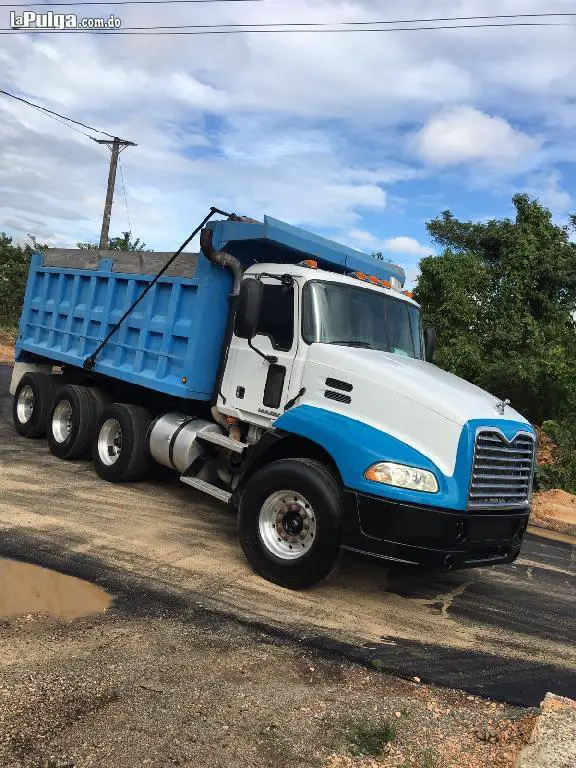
302,281,423,359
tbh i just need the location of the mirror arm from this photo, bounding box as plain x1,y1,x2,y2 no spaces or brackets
248,338,278,364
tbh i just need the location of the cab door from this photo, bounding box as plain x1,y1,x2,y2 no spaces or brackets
221,277,299,426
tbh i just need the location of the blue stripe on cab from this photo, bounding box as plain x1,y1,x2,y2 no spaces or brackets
274,405,535,511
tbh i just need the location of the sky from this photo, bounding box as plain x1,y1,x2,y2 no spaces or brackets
1,0,576,284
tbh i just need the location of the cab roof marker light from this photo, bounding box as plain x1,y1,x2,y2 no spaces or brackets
380,279,391,288
403,290,413,298
352,271,367,280
300,259,318,269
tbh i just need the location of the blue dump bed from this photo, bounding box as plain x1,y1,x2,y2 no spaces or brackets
17,250,232,400
16,215,406,401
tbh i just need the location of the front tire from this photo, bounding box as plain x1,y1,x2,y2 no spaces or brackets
238,458,342,589
13,372,57,438
93,403,152,482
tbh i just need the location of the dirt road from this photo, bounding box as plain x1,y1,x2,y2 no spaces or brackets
1,364,574,708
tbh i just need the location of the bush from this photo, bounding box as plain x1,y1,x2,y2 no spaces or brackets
0,233,34,328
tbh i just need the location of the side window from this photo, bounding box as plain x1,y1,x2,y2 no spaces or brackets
256,284,294,351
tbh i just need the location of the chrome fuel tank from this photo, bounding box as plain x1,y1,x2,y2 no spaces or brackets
149,412,223,474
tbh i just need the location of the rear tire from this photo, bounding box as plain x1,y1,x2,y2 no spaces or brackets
238,458,342,589
13,372,57,438
93,403,152,482
48,384,99,460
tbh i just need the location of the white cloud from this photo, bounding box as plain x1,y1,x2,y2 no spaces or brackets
523,170,573,214
383,236,432,257
1,0,576,249
413,106,542,170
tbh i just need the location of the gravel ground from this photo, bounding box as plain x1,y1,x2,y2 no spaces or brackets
0,596,536,768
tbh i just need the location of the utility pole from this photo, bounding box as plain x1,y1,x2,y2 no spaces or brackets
93,137,137,249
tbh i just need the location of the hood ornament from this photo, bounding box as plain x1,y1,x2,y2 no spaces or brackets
496,398,510,415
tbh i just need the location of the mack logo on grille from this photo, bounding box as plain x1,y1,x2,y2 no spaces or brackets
468,430,535,510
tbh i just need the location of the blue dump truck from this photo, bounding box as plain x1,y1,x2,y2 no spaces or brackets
10,212,536,588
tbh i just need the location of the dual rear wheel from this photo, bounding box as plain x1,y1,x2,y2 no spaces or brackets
13,373,151,482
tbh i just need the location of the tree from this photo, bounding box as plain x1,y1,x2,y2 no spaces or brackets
414,194,576,425
77,232,149,251
0,234,45,328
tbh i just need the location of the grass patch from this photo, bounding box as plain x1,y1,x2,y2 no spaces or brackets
344,718,397,757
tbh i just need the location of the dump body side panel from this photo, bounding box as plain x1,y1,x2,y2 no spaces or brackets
16,250,232,400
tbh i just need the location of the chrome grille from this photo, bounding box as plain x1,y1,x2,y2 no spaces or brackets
468,430,535,510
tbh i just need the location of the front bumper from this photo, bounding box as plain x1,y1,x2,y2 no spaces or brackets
341,489,529,570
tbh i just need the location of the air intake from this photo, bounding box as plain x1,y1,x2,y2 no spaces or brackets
324,390,351,405
325,378,353,392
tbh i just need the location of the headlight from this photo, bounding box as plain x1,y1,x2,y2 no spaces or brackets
364,462,438,493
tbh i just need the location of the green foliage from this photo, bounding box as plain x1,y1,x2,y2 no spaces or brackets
0,233,42,328
414,194,576,426
344,718,397,756
536,420,576,493
77,232,149,251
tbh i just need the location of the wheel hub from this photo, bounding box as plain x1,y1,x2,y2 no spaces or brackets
98,418,123,466
16,385,35,424
259,491,316,560
52,400,73,443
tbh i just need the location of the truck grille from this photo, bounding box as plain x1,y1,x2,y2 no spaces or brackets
468,430,535,510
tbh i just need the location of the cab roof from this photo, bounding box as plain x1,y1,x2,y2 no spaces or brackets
206,215,406,288
245,263,419,307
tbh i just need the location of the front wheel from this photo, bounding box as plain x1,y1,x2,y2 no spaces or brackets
238,458,342,589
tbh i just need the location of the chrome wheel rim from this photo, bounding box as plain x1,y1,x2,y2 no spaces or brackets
52,400,73,443
16,385,34,424
258,490,316,560
98,418,122,466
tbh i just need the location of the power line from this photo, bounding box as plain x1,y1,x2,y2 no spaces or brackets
7,13,576,30
2,21,574,34
118,156,132,235
25,105,96,139
0,87,118,137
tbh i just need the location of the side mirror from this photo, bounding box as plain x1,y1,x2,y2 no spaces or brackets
424,327,437,362
234,278,263,339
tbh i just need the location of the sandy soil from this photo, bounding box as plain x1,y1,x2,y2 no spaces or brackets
532,489,576,536
0,592,536,768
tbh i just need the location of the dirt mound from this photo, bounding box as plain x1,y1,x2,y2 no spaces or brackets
534,427,557,466
531,489,576,536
